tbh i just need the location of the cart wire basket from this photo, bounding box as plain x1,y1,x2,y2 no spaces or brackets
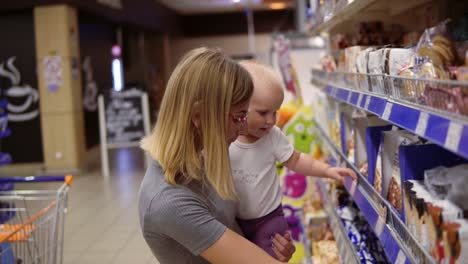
0,175,72,264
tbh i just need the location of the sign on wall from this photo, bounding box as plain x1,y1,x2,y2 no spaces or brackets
0,11,43,163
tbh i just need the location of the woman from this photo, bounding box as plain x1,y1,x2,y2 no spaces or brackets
139,47,295,264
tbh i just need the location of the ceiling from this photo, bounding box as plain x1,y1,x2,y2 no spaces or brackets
157,0,295,15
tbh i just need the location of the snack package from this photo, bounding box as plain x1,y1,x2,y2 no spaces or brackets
442,219,468,264
405,180,465,261
388,48,415,76
367,125,394,191
352,114,391,183
355,47,375,92
381,130,421,214
368,48,390,94
416,20,457,68
344,46,368,73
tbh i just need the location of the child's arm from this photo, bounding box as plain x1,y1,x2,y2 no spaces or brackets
283,151,357,182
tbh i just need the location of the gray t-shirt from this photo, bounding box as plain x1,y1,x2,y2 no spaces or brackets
138,160,242,264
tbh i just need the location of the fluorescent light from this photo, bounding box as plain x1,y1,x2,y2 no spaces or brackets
233,0,241,3
112,58,123,91
270,3,286,9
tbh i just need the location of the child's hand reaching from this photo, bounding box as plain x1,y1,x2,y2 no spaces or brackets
324,167,357,183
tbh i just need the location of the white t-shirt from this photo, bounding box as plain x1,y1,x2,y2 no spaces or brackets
230,126,294,220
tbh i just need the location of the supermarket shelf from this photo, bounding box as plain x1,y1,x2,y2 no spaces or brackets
316,179,360,264
314,120,435,264
0,129,11,139
309,0,377,35
0,153,12,167
311,70,468,160
299,211,313,264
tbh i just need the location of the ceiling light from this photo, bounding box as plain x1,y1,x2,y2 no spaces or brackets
270,2,286,9
233,0,241,3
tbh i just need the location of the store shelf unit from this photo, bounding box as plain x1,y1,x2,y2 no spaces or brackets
310,0,377,35
314,118,434,264
316,179,360,264
312,69,468,160
298,211,313,264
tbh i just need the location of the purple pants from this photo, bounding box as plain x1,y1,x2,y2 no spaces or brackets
237,204,289,258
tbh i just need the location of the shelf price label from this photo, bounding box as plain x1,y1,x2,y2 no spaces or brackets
445,122,463,152
357,94,364,108
347,91,353,103
332,87,338,97
365,95,371,110
374,215,385,237
374,207,386,237
415,112,429,136
395,250,407,264
382,102,393,120
350,180,357,197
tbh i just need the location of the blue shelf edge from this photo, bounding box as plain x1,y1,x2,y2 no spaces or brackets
0,153,12,167
0,129,11,139
323,85,468,160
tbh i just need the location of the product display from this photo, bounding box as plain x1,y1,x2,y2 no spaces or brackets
306,3,468,264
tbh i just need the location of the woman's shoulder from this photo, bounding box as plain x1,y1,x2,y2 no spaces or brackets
140,161,206,216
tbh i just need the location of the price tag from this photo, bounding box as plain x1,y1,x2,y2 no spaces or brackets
365,95,371,110
395,250,407,264
415,112,429,136
445,122,463,152
347,91,353,103
357,93,363,107
374,214,385,237
330,87,336,98
382,102,393,120
350,180,357,197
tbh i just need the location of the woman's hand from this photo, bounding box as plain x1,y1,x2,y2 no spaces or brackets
325,167,357,183
271,233,296,262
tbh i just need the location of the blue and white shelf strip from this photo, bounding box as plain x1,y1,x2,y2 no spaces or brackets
320,84,468,160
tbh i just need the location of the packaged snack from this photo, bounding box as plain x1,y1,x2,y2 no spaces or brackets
441,219,468,264
388,48,415,76
344,46,368,73
381,130,420,214
416,20,457,68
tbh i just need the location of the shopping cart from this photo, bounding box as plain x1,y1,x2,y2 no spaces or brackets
0,175,72,264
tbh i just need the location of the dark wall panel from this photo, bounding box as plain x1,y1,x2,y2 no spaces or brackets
182,9,295,37
0,11,43,163
79,13,114,149
0,0,181,34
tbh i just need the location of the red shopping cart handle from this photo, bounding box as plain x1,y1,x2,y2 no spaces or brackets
0,175,73,186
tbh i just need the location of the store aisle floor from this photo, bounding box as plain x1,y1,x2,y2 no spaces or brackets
63,148,159,264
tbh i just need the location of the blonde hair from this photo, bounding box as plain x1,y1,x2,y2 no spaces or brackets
141,48,253,200
239,60,285,93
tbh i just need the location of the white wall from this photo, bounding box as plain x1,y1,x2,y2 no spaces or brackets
169,33,273,69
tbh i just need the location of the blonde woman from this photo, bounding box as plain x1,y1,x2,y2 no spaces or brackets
138,48,295,264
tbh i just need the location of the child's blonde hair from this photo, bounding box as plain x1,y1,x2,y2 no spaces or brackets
239,60,285,93
141,47,253,200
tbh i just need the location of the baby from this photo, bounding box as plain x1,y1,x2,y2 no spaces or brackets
230,60,357,258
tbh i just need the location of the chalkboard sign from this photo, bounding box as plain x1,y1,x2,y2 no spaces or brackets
98,88,151,176
105,89,145,144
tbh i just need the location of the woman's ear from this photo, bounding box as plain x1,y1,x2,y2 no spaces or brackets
191,101,201,128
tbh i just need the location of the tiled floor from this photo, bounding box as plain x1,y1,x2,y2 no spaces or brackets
62,148,159,264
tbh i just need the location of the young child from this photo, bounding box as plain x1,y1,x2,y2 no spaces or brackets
230,60,357,258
